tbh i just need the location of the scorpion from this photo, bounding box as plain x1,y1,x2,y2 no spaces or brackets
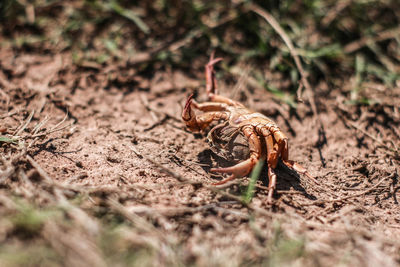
182,53,317,203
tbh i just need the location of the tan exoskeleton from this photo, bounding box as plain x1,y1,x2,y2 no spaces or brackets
182,53,318,203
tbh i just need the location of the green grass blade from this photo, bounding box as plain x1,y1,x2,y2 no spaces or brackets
0,135,18,144
243,159,264,204
107,0,150,34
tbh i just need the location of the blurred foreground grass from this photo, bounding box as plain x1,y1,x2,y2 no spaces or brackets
0,195,311,266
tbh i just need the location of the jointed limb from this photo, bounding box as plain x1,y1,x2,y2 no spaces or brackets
205,52,223,96
282,160,319,185
182,94,229,132
259,125,318,188
258,124,292,164
191,100,229,112
263,129,279,203
267,167,277,203
205,53,244,107
211,126,261,184
208,94,244,107
189,111,229,132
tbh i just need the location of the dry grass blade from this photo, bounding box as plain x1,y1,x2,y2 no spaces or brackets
127,203,249,218
0,157,15,182
247,2,325,146
348,121,400,158
26,155,54,184
107,197,163,235
247,3,311,103
42,221,106,267
321,0,352,27
231,63,253,100
303,173,393,206
13,110,34,136
129,146,273,217
140,93,159,122
48,112,69,132
26,112,72,149
344,26,400,54
0,109,18,119
31,115,50,135
27,155,100,236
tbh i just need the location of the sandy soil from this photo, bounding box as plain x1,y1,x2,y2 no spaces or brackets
1,47,399,266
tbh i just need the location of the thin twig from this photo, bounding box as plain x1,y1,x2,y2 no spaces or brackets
49,111,69,132
107,197,163,235
296,83,304,103
348,121,400,157
139,94,159,122
13,110,34,136
302,173,393,206
334,174,393,201
326,206,360,223
126,203,249,219
26,155,54,184
129,146,274,217
32,115,50,135
41,181,195,195
321,0,352,27
0,158,15,182
0,109,19,119
344,26,400,54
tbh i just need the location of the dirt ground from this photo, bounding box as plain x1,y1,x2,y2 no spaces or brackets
0,26,400,265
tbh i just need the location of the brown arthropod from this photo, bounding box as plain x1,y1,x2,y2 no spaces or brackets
182,53,317,203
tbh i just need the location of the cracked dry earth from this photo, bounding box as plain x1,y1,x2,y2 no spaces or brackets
1,49,400,266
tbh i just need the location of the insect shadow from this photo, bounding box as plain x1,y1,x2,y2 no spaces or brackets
197,149,316,201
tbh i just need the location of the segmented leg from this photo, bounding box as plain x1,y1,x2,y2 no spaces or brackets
256,125,284,168
256,124,318,186
206,51,223,96
205,53,244,107
182,94,229,132
265,133,279,168
211,126,261,185
192,100,229,112
267,167,277,204
264,130,278,203
273,130,289,161
277,132,318,184
186,111,229,133
261,125,289,164
208,94,244,107
282,160,319,185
